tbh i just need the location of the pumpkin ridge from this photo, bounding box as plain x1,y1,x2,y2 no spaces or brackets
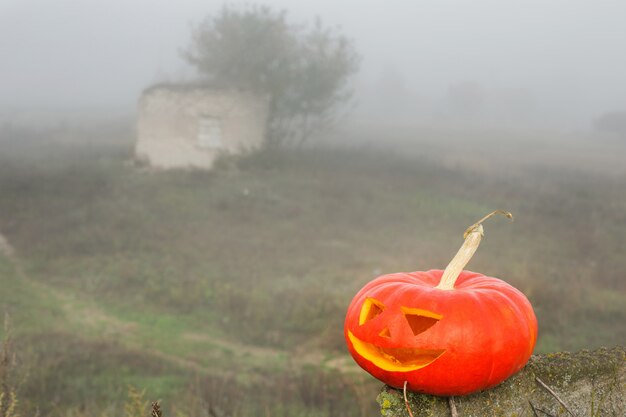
472,291,498,389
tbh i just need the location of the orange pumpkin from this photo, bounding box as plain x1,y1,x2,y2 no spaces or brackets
344,211,537,396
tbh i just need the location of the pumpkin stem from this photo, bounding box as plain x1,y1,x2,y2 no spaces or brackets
435,210,513,290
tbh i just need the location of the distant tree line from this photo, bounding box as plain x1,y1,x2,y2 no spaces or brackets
594,110,626,138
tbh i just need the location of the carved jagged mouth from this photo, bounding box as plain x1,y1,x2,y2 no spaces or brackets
348,331,445,371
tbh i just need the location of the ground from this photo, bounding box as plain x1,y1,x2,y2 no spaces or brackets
0,122,624,416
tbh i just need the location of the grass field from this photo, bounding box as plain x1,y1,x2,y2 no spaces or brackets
0,122,624,416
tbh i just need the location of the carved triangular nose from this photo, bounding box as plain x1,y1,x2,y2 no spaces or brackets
379,327,391,338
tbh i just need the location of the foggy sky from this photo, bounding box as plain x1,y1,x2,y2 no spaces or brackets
1,0,625,128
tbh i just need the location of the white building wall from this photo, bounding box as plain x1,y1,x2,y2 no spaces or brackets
136,86,269,169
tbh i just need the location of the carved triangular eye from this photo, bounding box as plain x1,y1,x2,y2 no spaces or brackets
401,308,442,336
404,314,439,335
359,298,385,325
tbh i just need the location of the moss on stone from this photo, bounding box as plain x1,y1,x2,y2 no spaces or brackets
377,388,406,417
528,347,624,389
376,346,625,417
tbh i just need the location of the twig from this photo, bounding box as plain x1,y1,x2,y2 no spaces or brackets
529,401,557,417
403,381,415,417
535,377,577,417
151,401,163,417
448,396,458,417
534,406,557,417
529,401,540,417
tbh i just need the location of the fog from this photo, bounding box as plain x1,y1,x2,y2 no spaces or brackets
2,0,626,129
1,2,626,415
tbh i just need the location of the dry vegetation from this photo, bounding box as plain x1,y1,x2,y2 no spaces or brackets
0,122,624,416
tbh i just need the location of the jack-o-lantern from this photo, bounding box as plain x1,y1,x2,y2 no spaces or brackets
344,211,537,396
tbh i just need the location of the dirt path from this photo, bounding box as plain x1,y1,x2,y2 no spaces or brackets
182,330,359,373
0,230,358,377
0,229,28,281
0,231,15,258
0,230,213,374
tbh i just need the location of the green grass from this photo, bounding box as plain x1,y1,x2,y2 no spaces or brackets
16,331,188,412
0,124,625,415
0,257,63,335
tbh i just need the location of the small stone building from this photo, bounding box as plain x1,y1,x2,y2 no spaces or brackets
135,84,269,169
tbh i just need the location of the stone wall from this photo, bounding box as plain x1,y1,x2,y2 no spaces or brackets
378,346,624,417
